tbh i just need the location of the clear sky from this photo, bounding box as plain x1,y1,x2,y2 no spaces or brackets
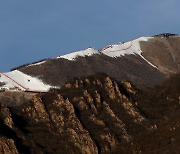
0,0,180,71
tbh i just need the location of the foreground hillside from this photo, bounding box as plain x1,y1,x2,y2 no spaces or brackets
0,73,179,154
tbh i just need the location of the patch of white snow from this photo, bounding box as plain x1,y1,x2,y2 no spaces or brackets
56,48,99,60
100,37,158,69
0,70,52,92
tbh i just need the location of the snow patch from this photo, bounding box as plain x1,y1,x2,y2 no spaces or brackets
0,70,52,92
100,37,158,68
139,54,157,68
27,60,46,67
56,48,99,60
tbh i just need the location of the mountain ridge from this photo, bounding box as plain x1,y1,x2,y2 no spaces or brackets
0,33,180,91
18,34,180,88
10,33,179,71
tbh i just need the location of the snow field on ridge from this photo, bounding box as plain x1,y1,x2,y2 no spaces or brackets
57,48,99,60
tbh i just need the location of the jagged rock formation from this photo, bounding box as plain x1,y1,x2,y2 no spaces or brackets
0,73,179,153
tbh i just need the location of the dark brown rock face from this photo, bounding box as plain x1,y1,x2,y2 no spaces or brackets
0,137,18,154
0,94,98,154
0,73,179,153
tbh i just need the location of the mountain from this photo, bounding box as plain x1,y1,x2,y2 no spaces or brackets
0,73,179,153
14,34,180,88
0,33,179,91
0,33,180,153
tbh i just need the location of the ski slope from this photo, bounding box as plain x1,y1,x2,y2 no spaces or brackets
99,37,157,68
0,70,51,92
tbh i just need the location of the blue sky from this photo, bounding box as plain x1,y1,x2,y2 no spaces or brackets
0,0,180,71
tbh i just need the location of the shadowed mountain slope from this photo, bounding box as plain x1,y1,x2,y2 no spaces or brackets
19,54,165,88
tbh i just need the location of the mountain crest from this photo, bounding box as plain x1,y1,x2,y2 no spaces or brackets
1,34,180,92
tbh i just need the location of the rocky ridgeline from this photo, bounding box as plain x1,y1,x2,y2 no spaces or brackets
0,74,180,154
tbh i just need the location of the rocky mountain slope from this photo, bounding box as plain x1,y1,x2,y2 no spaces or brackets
0,73,179,154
